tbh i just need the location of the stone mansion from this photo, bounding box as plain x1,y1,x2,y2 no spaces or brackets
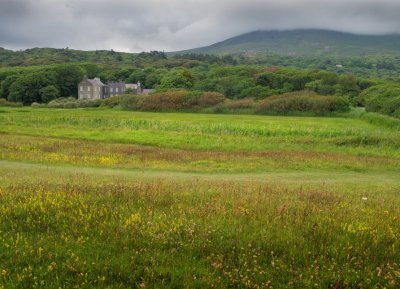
78,76,143,100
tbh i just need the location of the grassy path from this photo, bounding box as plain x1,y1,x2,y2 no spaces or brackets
2,159,400,185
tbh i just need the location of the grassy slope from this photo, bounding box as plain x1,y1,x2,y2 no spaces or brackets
1,107,400,288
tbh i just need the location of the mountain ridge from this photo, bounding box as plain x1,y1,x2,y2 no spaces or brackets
173,29,400,57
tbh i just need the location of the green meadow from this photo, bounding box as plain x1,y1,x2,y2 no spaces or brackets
0,107,400,288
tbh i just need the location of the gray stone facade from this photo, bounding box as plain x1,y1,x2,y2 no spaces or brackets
104,81,126,98
78,77,144,100
125,83,141,94
78,77,105,99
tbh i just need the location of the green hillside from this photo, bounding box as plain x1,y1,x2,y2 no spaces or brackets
176,29,400,57
0,47,167,67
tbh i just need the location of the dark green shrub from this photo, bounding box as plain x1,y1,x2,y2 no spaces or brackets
158,69,194,89
48,97,77,108
64,102,78,109
77,99,102,108
197,92,225,107
0,98,23,107
141,90,188,111
31,102,46,108
101,95,125,108
361,84,400,117
384,97,400,115
223,98,256,109
47,100,64,108
333,96,352,113
212,103,227,113
139,90,226,111
39,85,60,103
239,86,276,100
120,95,145,110
181,90,202,107
257,91,350,115
394,109,400,119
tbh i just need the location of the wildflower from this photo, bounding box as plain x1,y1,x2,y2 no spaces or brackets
48,262,56,272
124,212,142,228
1,269,8,276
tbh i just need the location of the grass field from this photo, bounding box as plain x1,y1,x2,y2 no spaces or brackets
1,107,400,288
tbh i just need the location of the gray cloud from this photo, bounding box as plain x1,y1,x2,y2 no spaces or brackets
1,0,400,52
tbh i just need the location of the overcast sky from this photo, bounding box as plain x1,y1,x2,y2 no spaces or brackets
1,0,400,52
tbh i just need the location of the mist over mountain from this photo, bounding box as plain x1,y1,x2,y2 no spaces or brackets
174,29,400,57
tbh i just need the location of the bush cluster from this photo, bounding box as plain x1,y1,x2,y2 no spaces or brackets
119,90,225,111
47,97,102,109
0,98,23,107
101,95,126,108
257,91,350,115
360,84,400,118
45,91,225,111
43,90,350,115
223,98,257,109
31,102,47,108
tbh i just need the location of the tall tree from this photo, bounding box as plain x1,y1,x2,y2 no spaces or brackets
55,64,84,97
8,70,57,104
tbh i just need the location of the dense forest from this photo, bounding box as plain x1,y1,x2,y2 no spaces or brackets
1,47,400,118
2,47,400,79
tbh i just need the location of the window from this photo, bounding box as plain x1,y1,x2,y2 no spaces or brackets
116,88,119,93
110,88,114,92
80,86,83,91
88,86,91,92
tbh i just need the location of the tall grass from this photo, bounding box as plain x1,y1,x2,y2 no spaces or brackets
1,107,400,288
0,167,399,288
1,134,399,173
348,108,400,131
1,108,400,156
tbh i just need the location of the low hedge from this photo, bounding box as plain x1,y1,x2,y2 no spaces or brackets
48,97,102,109
257,91,350,115
120,90,225,111
0,98,23,107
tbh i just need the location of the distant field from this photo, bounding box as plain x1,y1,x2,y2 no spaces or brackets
1,107,400,288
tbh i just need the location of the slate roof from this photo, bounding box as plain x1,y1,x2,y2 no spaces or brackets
87,78,105,86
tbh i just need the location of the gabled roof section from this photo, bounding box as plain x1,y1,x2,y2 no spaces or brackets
87,78,105,86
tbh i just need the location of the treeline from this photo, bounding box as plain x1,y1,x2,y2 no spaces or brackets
1,60,400,118
0,64,88,104
233,53,400,80
0,48,167,67
0,63,364,104
25,90,350,116
3,47,400,79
